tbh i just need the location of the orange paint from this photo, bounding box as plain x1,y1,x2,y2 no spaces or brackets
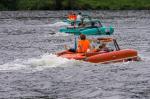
86,49,138,63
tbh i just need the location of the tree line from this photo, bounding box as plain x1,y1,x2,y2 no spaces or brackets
0,0,77,10
0,0,150,10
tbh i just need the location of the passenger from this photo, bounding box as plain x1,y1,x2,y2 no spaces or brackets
95,43,112,52
77,12,83,21
77,34,91,53
78,14,85,28
69,34,91,53
68,12,73,20
72,13,77,21
90,39,100,49
57,34,91,56
68,12,77,21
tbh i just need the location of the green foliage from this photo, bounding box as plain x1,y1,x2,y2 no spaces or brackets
17,0,53,10
0,0,18,10
0,0,150,10
0,4,7,10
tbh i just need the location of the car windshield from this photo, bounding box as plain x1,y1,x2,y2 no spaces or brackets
90,38,115,51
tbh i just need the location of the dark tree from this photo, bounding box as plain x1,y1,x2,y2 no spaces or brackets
0,0,18,10
67,0,73,9
53,0,64,10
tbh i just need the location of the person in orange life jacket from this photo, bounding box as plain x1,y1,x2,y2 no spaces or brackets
67,34,91,53
67,12,76,20
77,34,91,53
68,12,73,20
57,34,91,56
73,13,77,21
69,13,77,21
68,12,72,19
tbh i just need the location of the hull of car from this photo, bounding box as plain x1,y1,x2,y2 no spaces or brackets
59,26,114,35
57,49,140,64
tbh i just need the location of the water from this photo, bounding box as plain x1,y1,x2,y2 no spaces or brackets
0,10,150,99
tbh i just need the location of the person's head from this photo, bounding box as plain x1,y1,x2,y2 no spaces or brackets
80,34,86,40
78,12,82,15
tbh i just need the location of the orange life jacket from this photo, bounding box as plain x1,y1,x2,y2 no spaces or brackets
77,40,90,53
68,14,77,21
72,15,77,20
68,15,72,20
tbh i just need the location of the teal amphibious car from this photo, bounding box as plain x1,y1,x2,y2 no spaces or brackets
60,19,114,35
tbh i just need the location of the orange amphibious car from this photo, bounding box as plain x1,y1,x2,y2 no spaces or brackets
57,38,140,64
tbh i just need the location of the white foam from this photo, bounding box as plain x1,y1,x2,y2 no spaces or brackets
137,53,148,61
0,59,27,71
0,54,71,71
26,53,70,69
46,21,70,36
48,21,69,27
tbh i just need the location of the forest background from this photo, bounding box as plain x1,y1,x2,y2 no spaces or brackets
0,0,150,10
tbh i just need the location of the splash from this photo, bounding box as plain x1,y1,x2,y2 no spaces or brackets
47,21,70,36
0,54,71,71
48,21,69,27
27,53,70,69
0,61,27,71
138,53,149,62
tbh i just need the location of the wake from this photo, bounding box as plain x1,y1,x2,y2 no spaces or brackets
0,53,71,72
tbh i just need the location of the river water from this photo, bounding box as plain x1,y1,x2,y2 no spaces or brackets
0,10,150,99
